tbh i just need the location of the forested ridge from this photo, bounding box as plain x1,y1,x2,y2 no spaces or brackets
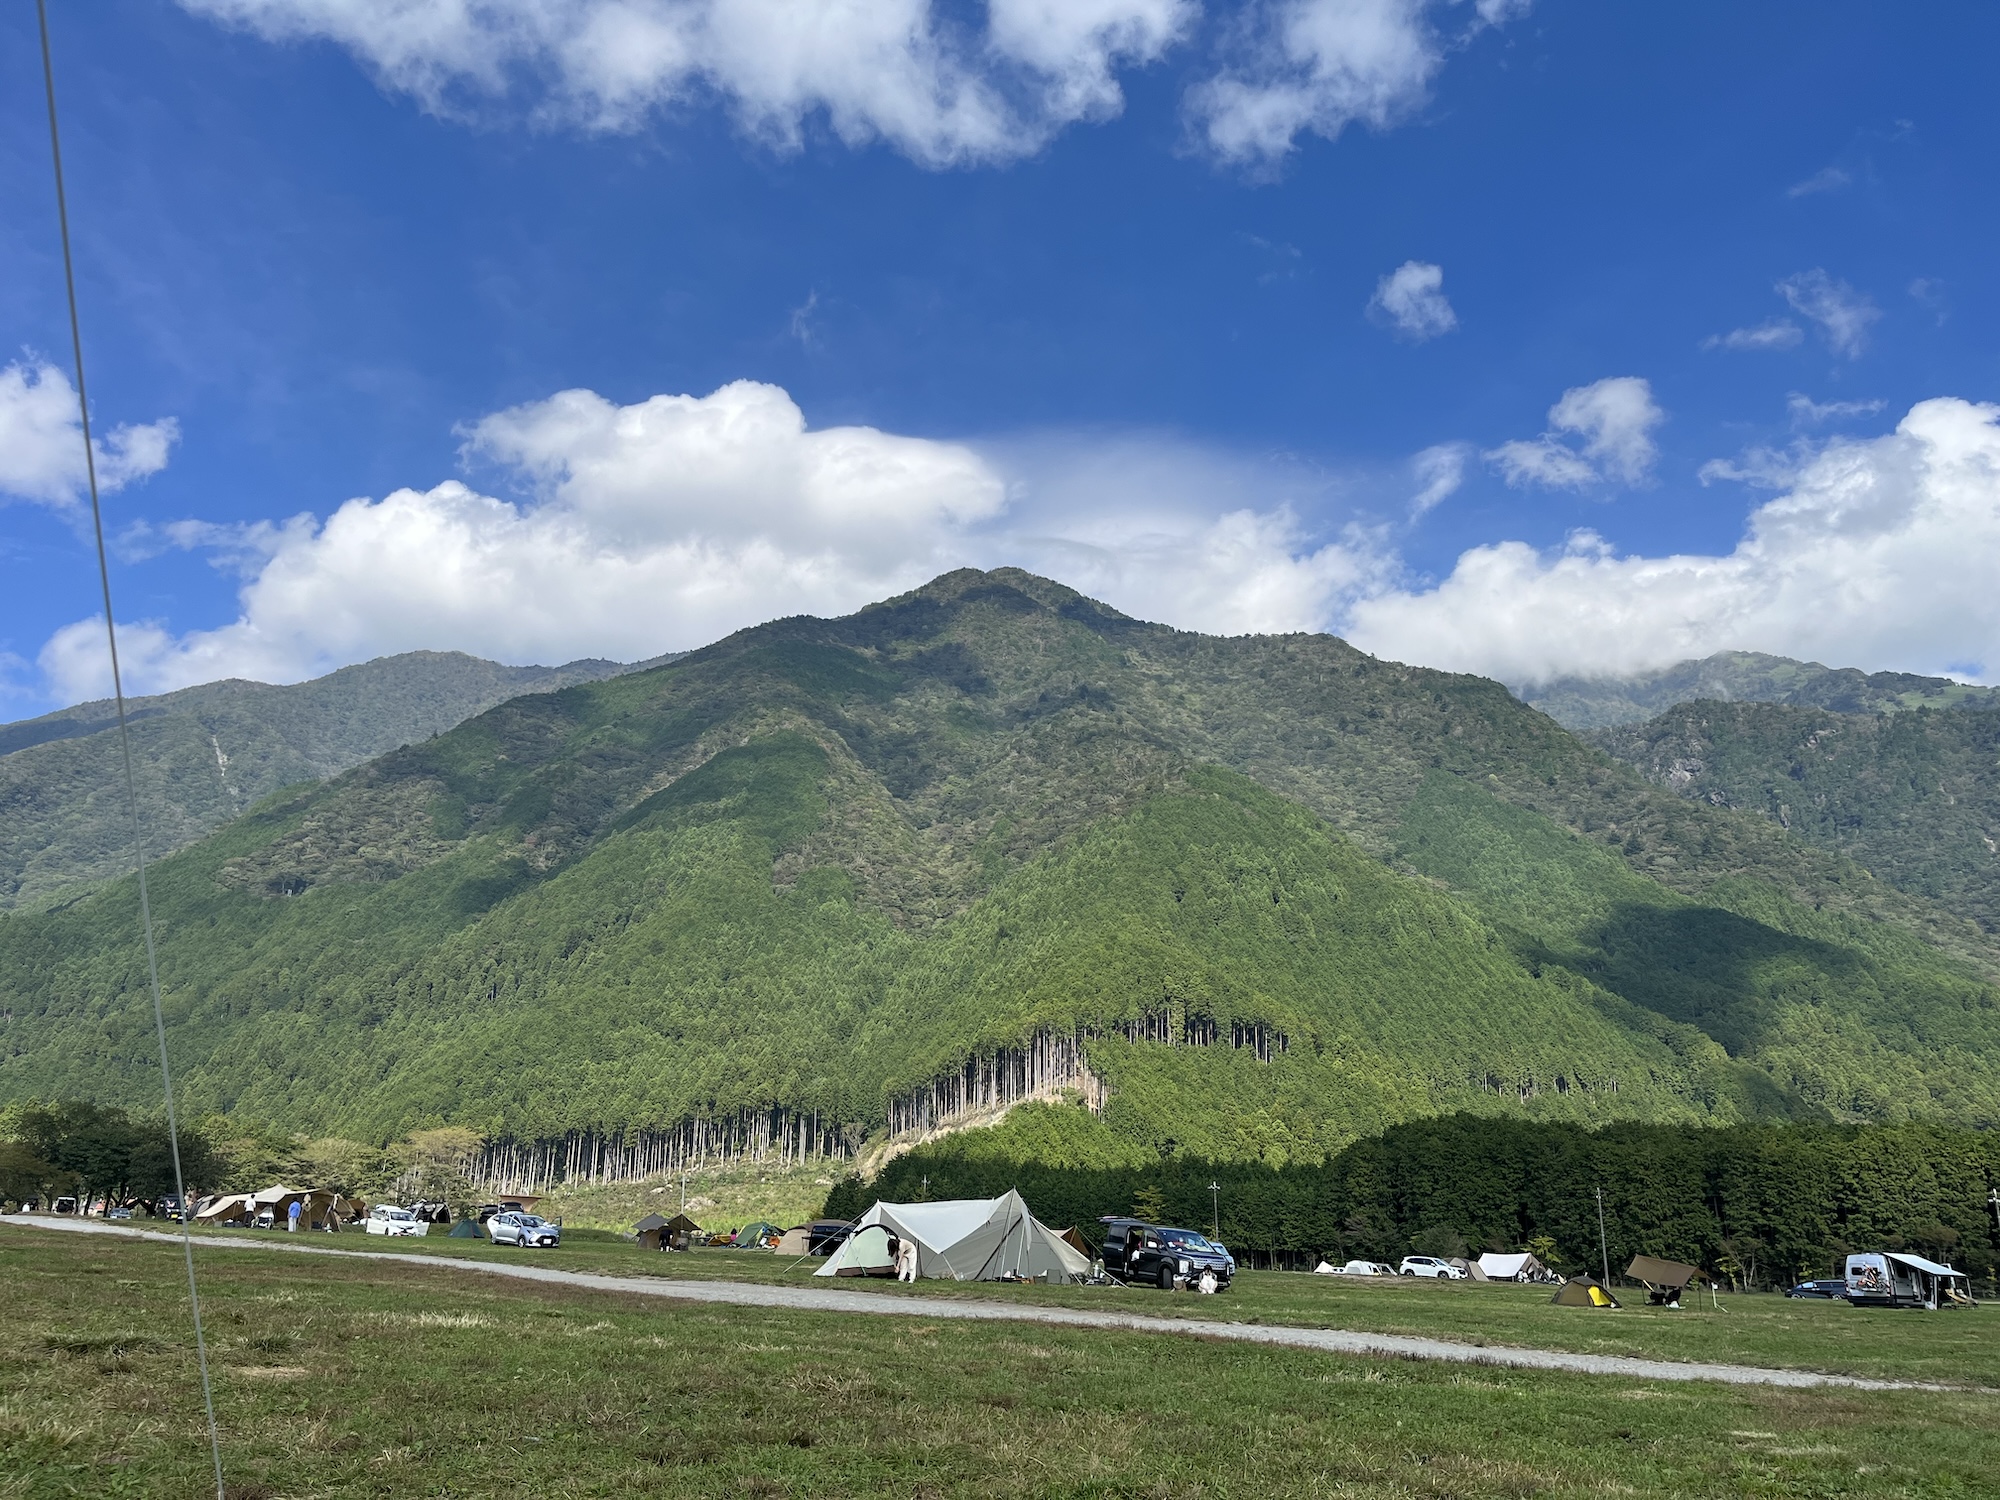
1592,699,2000,938
3,569,1997,1166
0,649,657,912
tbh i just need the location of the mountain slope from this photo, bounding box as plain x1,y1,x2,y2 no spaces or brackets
4,570,1996,1164
0,650,664,912
1590,700,2000,938
1522,650,2000,731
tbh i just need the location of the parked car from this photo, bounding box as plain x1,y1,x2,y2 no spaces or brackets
1098,1217,1235,1292
1331,1259,1398,1276
365,1205,429,1238
1399,1256,1467,1280
1786,1278,1850,1300
106,1206,134,1221
489,1212,561,1249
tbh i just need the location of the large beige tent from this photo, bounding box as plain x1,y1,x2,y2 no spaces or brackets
814,1190,1090,1284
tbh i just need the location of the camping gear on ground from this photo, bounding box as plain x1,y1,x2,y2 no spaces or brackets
1477,1252,1554,1283
447,1218,485,1239
1626,1255,1707,1306
1845,1252,1975,1309
636,1213,704,1251
1551,1276,1620,1308
814,1191,1091,1284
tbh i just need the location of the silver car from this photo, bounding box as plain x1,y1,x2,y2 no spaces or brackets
489,1211,560,1248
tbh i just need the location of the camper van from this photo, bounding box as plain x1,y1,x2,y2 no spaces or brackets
1844,1252,1974,1310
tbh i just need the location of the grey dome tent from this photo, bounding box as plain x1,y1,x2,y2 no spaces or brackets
814,1190,1091,1283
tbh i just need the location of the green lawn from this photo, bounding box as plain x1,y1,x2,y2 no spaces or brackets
143,1218,1999,1389
3,1228,1996,1499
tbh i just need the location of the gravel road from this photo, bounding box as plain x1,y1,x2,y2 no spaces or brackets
3,1214,1959,1392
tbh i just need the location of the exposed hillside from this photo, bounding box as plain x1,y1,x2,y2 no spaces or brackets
0,650,666,912
1522,650,2000,731
1592,701,2000,938
4,570,1996,1170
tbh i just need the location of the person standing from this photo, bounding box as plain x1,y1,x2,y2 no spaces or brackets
287,1198,302,1233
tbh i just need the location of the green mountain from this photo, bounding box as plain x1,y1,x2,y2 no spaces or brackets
0,650,665,913
1591,700,2000,939
1521,650,2000,731
4,570,1997,1175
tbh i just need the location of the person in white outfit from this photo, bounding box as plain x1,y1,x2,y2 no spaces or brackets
896,1237,918,1283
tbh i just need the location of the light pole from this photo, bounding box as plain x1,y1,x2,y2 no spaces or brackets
1209,1181,1221,1240
1594,1186,1611,1288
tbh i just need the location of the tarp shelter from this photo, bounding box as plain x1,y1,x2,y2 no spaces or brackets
1846,1252,1975,1310
1478,1252,1552,1283
635,1213,703,1251
1627,1255,1707,1304
1551,1276,1621,1308
814,1191,1092,1284
447,1218,484,1239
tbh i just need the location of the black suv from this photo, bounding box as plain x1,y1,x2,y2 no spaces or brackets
1098,1217,1236,1292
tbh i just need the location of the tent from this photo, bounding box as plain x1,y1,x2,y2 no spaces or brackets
1478,1252,1552,1283
774,1226,811,1255
447,1218,484,1239
1551,1276,1621,1308
636,1212,703,1251
195,1193,254,1225
823,1223,897,1277
814,1191,1091,1284
734,1222,783,1248
1054,1227,1092,1258
1448,1257,1489,1282
1626,1255,1707,1304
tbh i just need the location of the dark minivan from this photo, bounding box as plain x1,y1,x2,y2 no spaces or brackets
1098,1216,1235,1292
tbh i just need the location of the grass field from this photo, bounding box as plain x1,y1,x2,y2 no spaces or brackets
130,1216,2000,1389
4,1226,1996,1498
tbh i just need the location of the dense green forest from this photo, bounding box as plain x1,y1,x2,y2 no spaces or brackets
1592,699,2000,938
0,650,656,912
832,1110,2000,1289
4,570,1997,1165
1521,649,2000,731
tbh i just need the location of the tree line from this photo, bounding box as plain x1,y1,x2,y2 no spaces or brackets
825,1112,2000,1289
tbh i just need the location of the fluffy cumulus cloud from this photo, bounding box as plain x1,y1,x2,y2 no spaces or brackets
1190,0,1521,166
0,361,178,508
1485,376,1662,490
1351,397,2000,685
182,0,1523,168
1367,260,1456,340
40,382,1378,700
182,0,1192,166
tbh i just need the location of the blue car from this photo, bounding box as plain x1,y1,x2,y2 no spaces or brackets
1786,1278,1848,1299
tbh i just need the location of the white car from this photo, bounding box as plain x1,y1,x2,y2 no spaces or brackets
488,1212,561,1249
366,1205,427,1238
1399,1255,1467,1279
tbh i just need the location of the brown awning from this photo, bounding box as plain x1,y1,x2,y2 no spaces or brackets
1626,1254,1706,1288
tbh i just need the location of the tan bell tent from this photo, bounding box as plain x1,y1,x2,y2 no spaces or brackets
814,1190,1091,1284
1551,1275,1621,1308
1478,1251,1554,1283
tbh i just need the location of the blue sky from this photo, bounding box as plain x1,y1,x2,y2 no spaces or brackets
3,0,1997,716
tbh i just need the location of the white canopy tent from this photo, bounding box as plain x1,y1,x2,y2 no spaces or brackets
814,1190,1091,1283
1477,1252,1552,1282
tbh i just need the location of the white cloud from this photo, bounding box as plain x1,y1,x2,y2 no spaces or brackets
1485,376,1663,491
1188,0,1526,166
39,383,1377,701
1408,441,1468,516
1787,165,1849,198
1778,269,1881,358
0,361,179,508
1702,320,1802,353
1368,260,1456,340
1787,393,1883,427
182,0,1191,167
1351,397,2000,686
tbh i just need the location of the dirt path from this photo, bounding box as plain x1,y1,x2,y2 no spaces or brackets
2,1215,1954,1392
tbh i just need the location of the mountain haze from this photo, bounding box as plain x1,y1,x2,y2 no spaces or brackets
1521,651,2000,731
0,651,668,912
4,571,1996,1171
